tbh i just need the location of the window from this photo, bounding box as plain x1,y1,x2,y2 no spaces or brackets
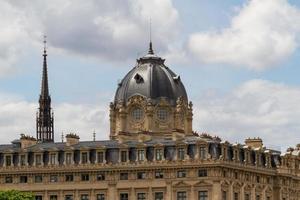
50,154,56,165
81,194,89,200
81,152,88,164
155,149,163,161
35,175,43,183
65,174,74,182
266,197,270,200
256,176,260,183
256,195,260,200
222,191,227,200
81,174,89,181
50,195,57,200
199,147,206,159
20,176,28,183
50,175,58,183
137,172,146,180
234,172,238,179
97,152,104,163
20,155,26,166
245,194,250,200
198,191,208,200
120,173,128,180
65,195,73,200
121,151,127,162
138,150,145,161
137,193,146,200
157,108,168,121
35,154,42,166
198,169,207,177
120,193,128,200
155,171,164,179
178,148,185,160
131,107,144,121
177,170,186,178
5,176,13,183
5,155,11,166
154,192,163,200
97,194,105,200
234,193,239,200
66,153,72,164
245,174,249,181
97,173,105,181
35,196,42,200
177,192,186,200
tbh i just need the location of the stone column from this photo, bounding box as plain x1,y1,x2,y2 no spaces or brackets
166,180,172,200
212,180,222,200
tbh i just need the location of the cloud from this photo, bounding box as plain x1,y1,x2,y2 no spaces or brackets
194,79,300,151
188,0,300,70
0,0,179,64
0,94,109,143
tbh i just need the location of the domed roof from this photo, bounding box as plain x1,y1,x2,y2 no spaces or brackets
114,43,188,105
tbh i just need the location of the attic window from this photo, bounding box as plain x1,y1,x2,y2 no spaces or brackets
173,75,181,82
134,73,144,83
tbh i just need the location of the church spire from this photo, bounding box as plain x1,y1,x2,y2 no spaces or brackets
36,36,54,143
147,18,154,55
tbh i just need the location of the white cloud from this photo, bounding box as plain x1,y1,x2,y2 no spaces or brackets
194,79,300,151
188,0,300,70
0,0,179,71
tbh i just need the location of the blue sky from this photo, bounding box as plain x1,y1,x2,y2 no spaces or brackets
0,0,300,151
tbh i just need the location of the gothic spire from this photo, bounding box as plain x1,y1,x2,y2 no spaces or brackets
36,36,54,143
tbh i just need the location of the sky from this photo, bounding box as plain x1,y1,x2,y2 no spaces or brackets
0,0,300,152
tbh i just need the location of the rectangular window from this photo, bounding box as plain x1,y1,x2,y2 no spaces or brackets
138,150,145,161
121,151,127,162
65,174,74,182
256,195,260,200
35,196,42,200
5,176,13,183
137,193,146,200
234,193,239,200
20,176,28,183
155,149,163,161
198,191,208,200
199,147,206,159
97,194,105,200
35,154,42,166
81,152,88,164
81,194,89,200
120,193,128,200
35,175,43,183
81,174,89,181
120,173,128,180
177,170,186,178
177,192,187,200
137,172,146,180
50,195,58,200
50,175,58,183
155,171,164,179
245,194,250,200
178,148,185,160
198,169,207,177
154,192,163,200
97,173,105,181
5,155,11,166
65,195,73,200
50,154,56,165
20,155,26,166
66,153,72,165
97,152,104,163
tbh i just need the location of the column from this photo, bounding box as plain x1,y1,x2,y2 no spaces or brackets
212,181,222,200
166,180,172,200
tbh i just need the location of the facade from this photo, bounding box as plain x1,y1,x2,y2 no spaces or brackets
0,42,299,200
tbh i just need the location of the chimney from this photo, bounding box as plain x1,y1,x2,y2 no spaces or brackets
245,137,263,149
65,133,80,146
20,134,37,148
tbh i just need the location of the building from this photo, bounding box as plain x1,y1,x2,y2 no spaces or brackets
0,41,299,200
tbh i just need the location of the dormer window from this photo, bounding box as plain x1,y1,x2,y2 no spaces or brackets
138,149,145,161
199,147,206,159
131,107,144,122
20,155,26,166
66,153,72,165
157,108,169,122
35,154,42,166
5,155,12,167
134,73,144,83
50,153,56,165
97,151,104,163
81,152,88,164
155,149,163,161
178,148,185,160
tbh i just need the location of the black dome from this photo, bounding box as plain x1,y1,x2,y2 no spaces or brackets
114,44,188,105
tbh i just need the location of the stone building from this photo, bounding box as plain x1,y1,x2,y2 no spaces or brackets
0,42,299,200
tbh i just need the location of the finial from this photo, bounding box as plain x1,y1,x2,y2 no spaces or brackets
148,18,154,55
43,35,47,56
61,132,64,143
93,130,96,141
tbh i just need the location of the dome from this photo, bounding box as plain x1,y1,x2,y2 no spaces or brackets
114,43,188,105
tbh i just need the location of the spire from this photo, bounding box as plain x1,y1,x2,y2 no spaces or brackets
147,18,154,55
36,35,54,143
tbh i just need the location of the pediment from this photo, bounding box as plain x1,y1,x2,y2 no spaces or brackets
173,181,190,188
